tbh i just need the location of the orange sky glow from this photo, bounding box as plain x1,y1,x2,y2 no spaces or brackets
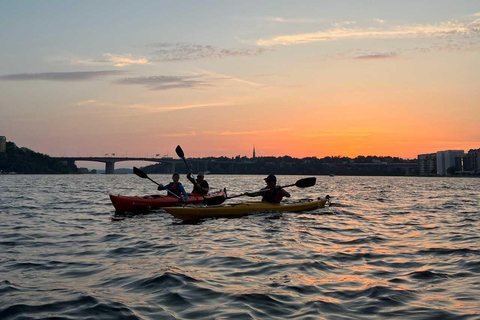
1,2,479,163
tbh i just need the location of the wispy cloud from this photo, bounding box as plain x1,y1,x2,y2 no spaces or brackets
159,131,197,137
115,70,267,91
196,69,267,88
374,18,386,24
0,70,126,81
333,21,356,27
204,128,291,136
114,75,210,90
147,43,269,61
262,16,323,24
103,53,149,67
74,53,149,67
155,102,234,112
124,102,235,113
76,100,101,106
354,52,398,60
74,99,234,114
301,128,377,138
302,132,372,137
257,18,480,46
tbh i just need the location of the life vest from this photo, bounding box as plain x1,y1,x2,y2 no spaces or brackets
167,183,183,197
192,180,209,194
262,187,284,203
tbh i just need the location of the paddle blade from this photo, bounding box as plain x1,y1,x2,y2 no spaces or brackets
295,177,316,188
133,167,148,179
175,145,185,159
203,195,226,206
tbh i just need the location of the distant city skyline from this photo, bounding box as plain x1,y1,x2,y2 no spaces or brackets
1,1,479,160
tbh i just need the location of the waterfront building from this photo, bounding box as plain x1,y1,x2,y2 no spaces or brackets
418,153,437,176
464,148,480,173
436,150,465,175
0,136,6,153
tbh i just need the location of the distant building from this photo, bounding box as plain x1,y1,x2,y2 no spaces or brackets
436,150,465,175
418,153,437,176
464,148,480,173
0,136,6,153
253,145,256,159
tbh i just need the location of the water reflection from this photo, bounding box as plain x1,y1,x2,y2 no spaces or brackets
0,175,479,319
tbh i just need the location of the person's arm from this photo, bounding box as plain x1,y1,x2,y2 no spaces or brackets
201,181,209,194
278,187,290,198
245,190,263,197
157,183,165,191
179,184,189,201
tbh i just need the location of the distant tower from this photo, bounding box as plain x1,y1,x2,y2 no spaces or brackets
253,145,256,159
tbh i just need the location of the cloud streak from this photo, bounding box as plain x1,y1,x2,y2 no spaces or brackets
262,16,324,24
204,128,291,136
159,131,197,137
256,19,480,46
196,69,266,88
123,102,235,113
114,75,210,90
74,100,235,114
148,43,269,61
0,70,127,81
74,53,149,67
354,52,398,60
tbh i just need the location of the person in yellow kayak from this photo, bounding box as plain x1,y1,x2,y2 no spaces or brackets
246,174,291,203
187,171,209,195
157,173,189,200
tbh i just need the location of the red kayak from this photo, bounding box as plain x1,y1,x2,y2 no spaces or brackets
110,189,227,213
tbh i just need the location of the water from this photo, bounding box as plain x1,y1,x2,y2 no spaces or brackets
1,174,479,319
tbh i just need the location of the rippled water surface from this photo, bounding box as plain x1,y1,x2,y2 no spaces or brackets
1,174,479,319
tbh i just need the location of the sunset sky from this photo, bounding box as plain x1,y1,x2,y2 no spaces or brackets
1,0,479,164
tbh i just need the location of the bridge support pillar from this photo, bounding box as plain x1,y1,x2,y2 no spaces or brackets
105,161,115,174
165,162,176,174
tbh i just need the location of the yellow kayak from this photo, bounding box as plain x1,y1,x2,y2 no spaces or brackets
164,196,330,220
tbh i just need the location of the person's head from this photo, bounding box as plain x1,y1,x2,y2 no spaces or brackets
172,173,180,182
196,172,205,181
264,174,276,187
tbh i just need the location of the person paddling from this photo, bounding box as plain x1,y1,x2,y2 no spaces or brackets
245,174,290,203
187,171,209,194
157,173,189,201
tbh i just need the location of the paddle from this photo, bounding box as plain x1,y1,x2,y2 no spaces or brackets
203,177,317,206
175,145,207,201
133,166,180,199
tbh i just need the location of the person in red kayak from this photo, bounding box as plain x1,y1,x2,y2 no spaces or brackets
157,173,189,200
187,171,209,195
246,174,290,203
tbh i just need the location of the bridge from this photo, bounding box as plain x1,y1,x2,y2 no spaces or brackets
53,157,238,174
54,157,182,174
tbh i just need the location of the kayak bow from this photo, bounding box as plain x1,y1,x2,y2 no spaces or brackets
110,189,227,213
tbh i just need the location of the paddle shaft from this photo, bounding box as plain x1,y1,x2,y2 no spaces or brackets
226,182,298,200
133,167,181,199
176,145,207,200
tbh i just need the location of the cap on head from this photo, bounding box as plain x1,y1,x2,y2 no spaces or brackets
264,174,276,183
